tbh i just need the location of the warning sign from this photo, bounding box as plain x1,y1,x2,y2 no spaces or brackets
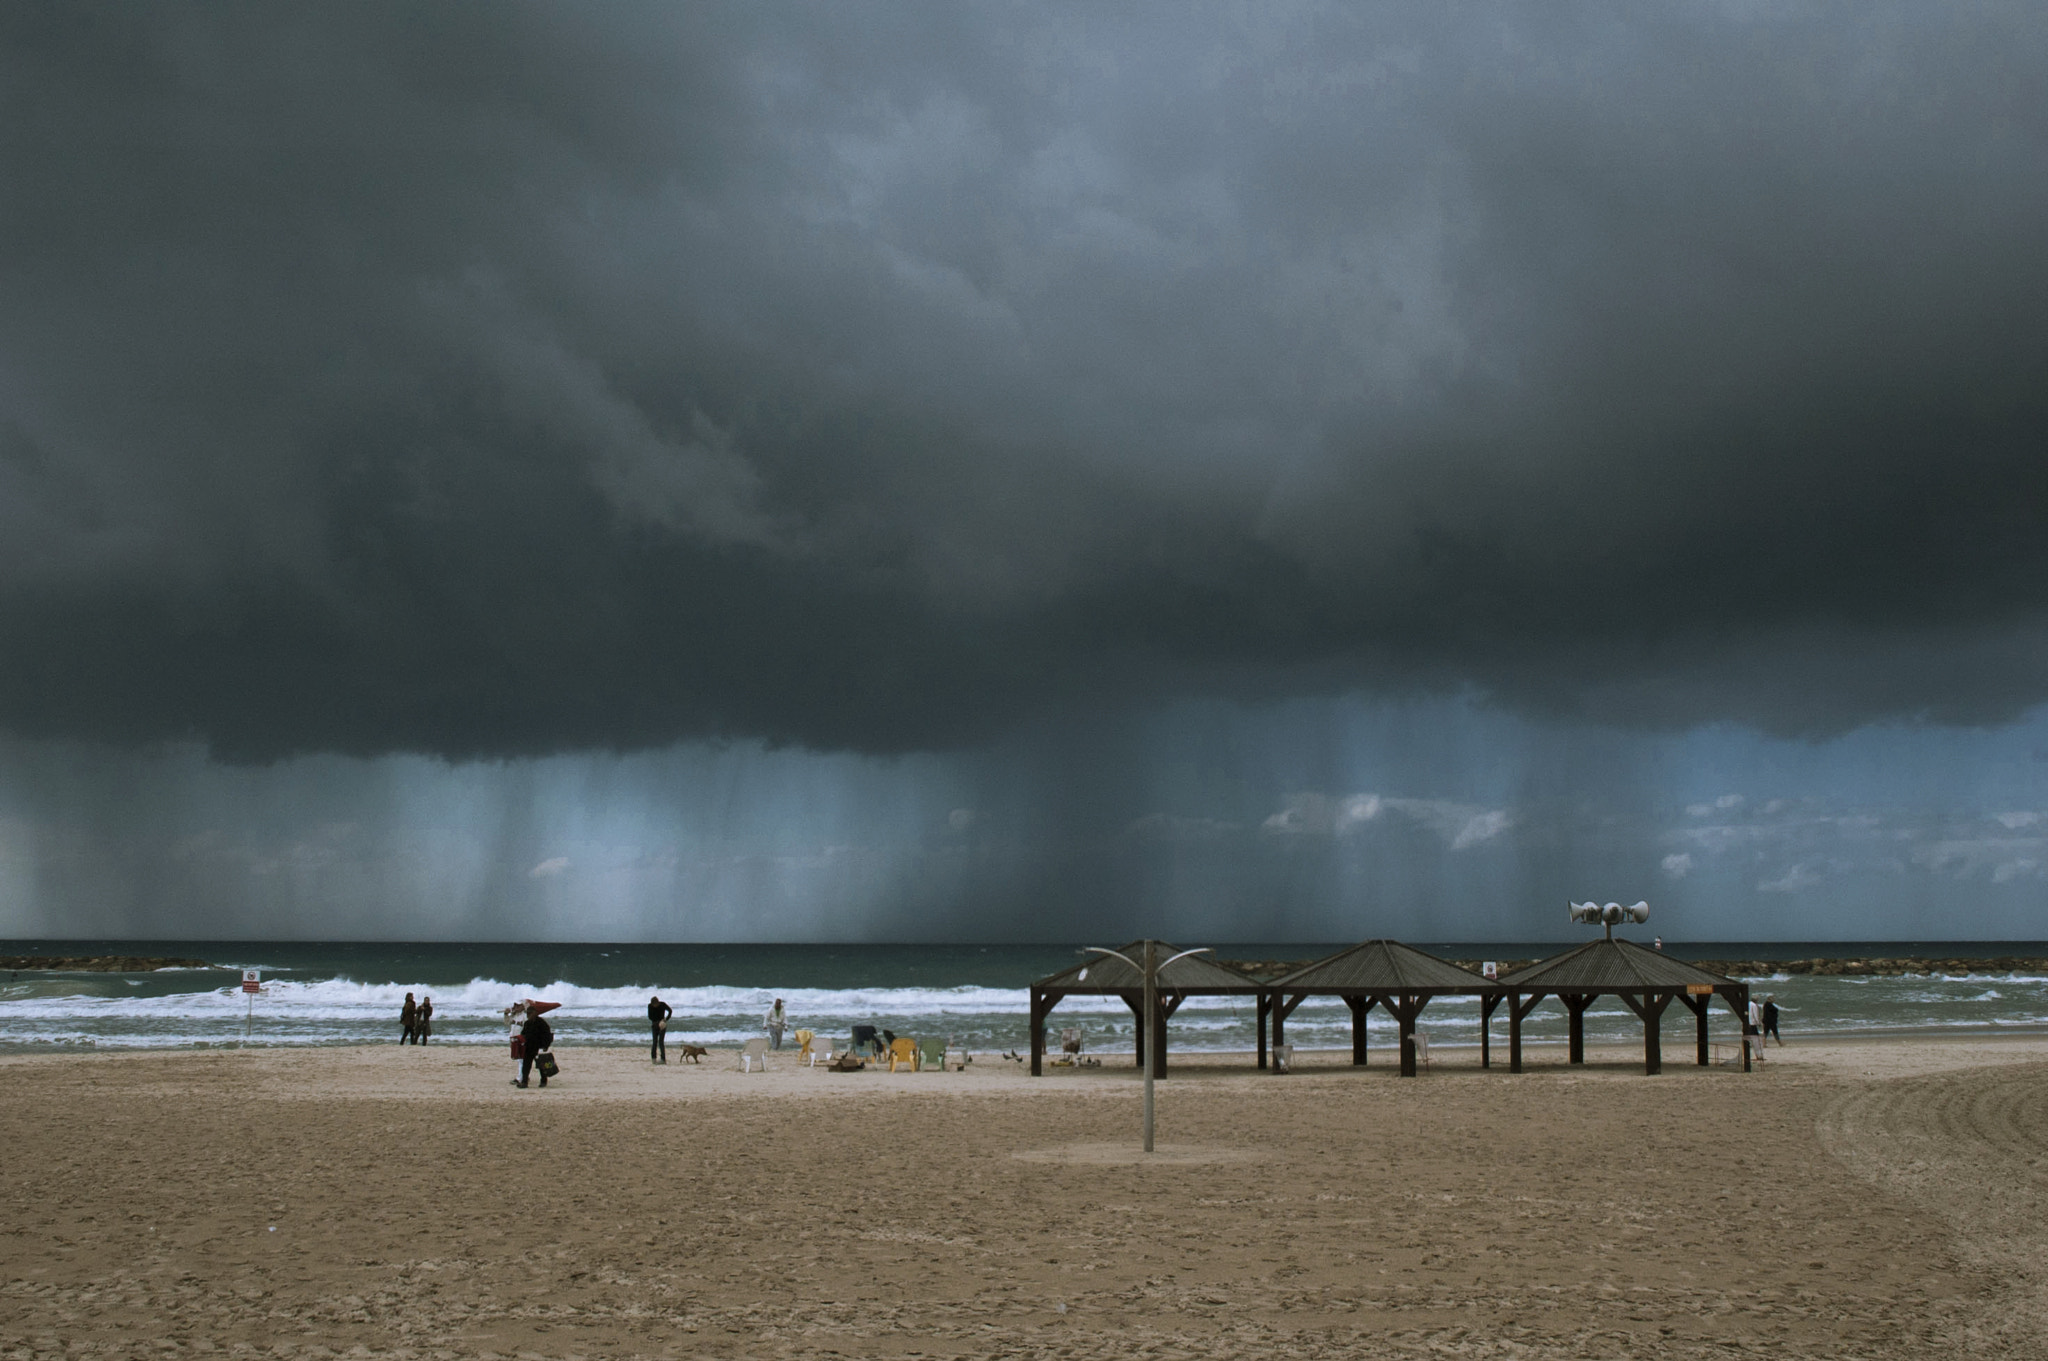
242,969,261,994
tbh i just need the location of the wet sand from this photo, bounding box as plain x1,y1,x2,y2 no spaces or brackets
4,1035,2046,1359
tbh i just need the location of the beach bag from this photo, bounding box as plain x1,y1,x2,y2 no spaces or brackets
510,1035,525,1060
536,1050,559,1079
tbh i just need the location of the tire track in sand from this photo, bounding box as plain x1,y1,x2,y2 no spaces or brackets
1818,1061,2048,1358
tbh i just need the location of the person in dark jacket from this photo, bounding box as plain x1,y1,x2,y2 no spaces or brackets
400,993,418,1044
648,995,672,1064
518,1011,554,1087
1762,995,1783,1046
415,995,433,1043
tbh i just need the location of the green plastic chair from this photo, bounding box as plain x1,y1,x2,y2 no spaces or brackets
919,1037,949,1071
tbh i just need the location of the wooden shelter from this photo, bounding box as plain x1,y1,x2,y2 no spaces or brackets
1027,941,1264,1077
1264,940,1489,1076
1492,938,1751,1074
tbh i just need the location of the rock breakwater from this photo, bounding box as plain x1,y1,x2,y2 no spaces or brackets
0,955,212,972
1691,957,2048,978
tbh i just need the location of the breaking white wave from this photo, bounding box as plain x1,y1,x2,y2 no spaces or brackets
3,961,2047,1053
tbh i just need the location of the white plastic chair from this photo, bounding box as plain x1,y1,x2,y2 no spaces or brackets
1272,1043,1294,1073
1410,1032,1432,1070
806,1036,835,1068
738,1036,771,1072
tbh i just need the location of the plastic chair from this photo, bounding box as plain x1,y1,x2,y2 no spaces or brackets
919,1037,948,1071
793,1028,816,1061
1060,1027,1084,1057
1410,1032,1431,1070
738,1036,771,1072
888,1036,919,1071
806,1036,835,1068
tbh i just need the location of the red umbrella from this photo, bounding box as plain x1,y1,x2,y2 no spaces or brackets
524,1000,561,1016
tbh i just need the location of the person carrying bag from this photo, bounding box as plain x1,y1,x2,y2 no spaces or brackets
518,1010,555,1087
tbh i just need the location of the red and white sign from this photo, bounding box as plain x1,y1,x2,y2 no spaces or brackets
241,969,261,994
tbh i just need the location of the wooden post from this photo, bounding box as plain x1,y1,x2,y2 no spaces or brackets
1349,995,1379,1066
1688,992,1710,1066
1029,989,1046,1076
1273,993,1304,1052
1508,992,1544,1073
1509,990,1522,1073
1567,994,1588,1064
1150,988,1168,1079
1645,993,1661,1074
1620,991,1675,1074
1256,992,1269,1070
1480,992,1501,1068
1394,993,1428,1077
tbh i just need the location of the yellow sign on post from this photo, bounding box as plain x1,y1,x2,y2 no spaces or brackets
1686,984,1713,995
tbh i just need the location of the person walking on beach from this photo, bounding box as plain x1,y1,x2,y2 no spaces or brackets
648,994,672,1064
400,992,418,1045
765,998,787,1050
1762,995,1783,1045
416,995,433,1044
517,1007,554,1088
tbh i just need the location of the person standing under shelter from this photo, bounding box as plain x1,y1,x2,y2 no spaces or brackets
400,992,418,1044
1762,995,1783,1045
765,998,787,1050
648,994,672,1064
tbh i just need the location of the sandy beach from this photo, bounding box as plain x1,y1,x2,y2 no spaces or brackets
4,1036,2046,1360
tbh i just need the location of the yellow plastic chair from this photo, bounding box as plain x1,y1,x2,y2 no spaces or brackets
793,1028,816,1061
888,1036,920,1071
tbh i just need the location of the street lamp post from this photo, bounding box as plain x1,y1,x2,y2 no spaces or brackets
1081,941,1211,1152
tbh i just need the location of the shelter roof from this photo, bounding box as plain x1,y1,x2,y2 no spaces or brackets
1032,940,1261,993
1269,939,1485,992
1496,938,1738,991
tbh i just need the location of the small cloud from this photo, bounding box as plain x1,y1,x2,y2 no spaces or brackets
1124,812,1241,841
947,808,977,831
1715,793,1745,810
1992,858,2041,884
1994,811,2042,831
1661,852,1695,880
1684,803,1713,818
529,856,570,878
1262,807,1311,834
1758,862,1822,894
1261,793,1332,835
1449,809,1511,850
1335,794,1383,832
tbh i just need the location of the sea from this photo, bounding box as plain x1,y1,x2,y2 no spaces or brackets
4,940,2047,1057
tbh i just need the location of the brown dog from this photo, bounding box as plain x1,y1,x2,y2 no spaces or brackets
676,1044,708,1063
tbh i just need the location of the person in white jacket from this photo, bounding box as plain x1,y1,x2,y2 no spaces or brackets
506,1001,529,1084
765,998,787,1050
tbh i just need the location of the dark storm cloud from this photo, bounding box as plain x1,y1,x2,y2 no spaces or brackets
3,1,2047,761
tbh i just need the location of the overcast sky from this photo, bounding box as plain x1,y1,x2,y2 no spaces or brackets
3,3,2046,942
